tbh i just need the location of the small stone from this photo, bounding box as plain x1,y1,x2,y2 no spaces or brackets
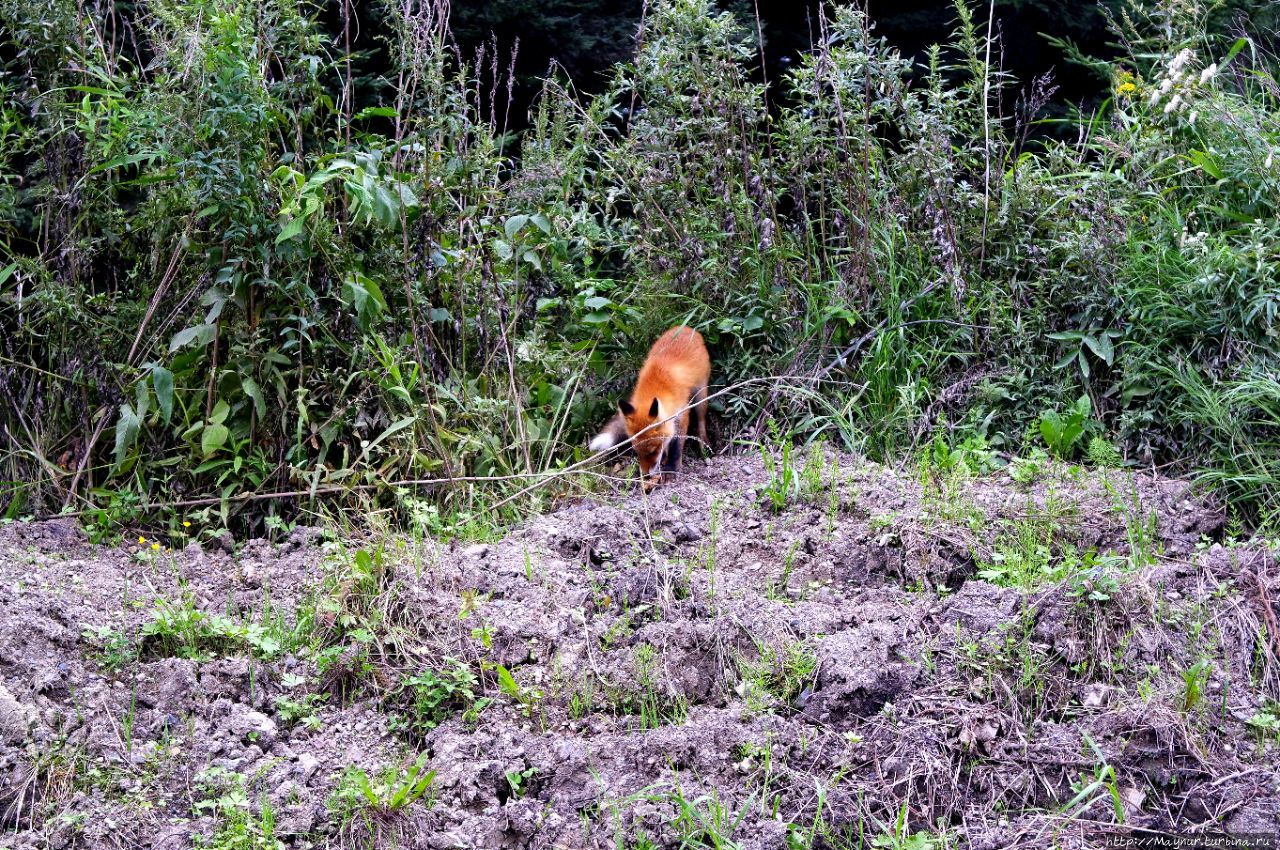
294,753,321,781
0,683,36,744
230,707,278,748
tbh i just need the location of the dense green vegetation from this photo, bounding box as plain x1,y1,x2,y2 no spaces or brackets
1,0,1278,537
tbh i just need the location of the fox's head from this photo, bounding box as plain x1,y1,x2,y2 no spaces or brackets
619,397,672,487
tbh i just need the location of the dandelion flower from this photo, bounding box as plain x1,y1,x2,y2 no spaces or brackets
151,542,161,551
138,536,146,545
183,521,192,528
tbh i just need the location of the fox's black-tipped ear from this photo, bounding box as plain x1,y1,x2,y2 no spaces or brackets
648,397,660,418
618,399,635,416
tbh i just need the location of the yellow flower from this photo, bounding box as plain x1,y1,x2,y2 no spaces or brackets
1116,82,1137,97
183,521,192,528
138,536,146,545
151,542,161,551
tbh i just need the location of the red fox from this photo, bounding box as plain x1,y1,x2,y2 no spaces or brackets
589,326,711,490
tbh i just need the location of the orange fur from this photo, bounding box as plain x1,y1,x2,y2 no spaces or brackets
589,326,711,490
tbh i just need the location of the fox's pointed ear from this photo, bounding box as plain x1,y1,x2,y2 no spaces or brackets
648,397,660,418
618,399,635,416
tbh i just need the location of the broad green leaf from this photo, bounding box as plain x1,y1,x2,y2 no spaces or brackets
1220,37,1248,68
169,323,216,352
504,214,530,239
89,151,166,175
70,85,122,97
1083,334,1114,366
209,400,231,425
242,377,266,419
275,217,305,245
362,416,417,459
152,366,174,424
1186,150,1222,179
201,423,230,456
113,404,142,469
495,664,522,701
134,378,151,421
343,273,387,330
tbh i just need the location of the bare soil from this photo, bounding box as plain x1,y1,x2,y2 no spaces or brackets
2,452,1279,849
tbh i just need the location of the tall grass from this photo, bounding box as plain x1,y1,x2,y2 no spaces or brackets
1,0,1277,534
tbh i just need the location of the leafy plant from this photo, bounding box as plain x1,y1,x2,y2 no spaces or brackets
1061,735,1125,824
192,767,285,850
1180,659,1213,713
1038,396,1092,460
139,594,285,661
396,660,484,736
737,640,818,714
328,753,437,835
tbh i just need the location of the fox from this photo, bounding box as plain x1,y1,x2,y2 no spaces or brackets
589,325,711,491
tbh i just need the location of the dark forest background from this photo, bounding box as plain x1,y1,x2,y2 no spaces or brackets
447,0,1274,131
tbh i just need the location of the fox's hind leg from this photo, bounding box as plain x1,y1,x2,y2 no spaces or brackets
691,385,709,456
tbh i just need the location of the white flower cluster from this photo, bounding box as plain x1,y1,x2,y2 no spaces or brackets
1148,47,1217,115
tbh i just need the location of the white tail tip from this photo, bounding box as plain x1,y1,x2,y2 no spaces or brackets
589,433,617,453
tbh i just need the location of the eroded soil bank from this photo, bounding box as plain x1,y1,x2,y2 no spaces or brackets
2,452,1279,848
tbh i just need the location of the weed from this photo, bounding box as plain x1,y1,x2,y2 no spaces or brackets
1247,701,1280,748
1067,554,1126,603
272,685,327,732
975,517,1074,589
492,662,543,722
139,592,286,661
394,659,485,736
869,802,947,849
1061,735,1125,824
504,766,537,799
737,639,817,715
328,753,436,836
761,433,800,514
658,784,754,850
81,625,136,671
607,644,688,729
192,767,284,850
1180,659,1213,714
1086,437,1123,468
1104,477,1163,568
